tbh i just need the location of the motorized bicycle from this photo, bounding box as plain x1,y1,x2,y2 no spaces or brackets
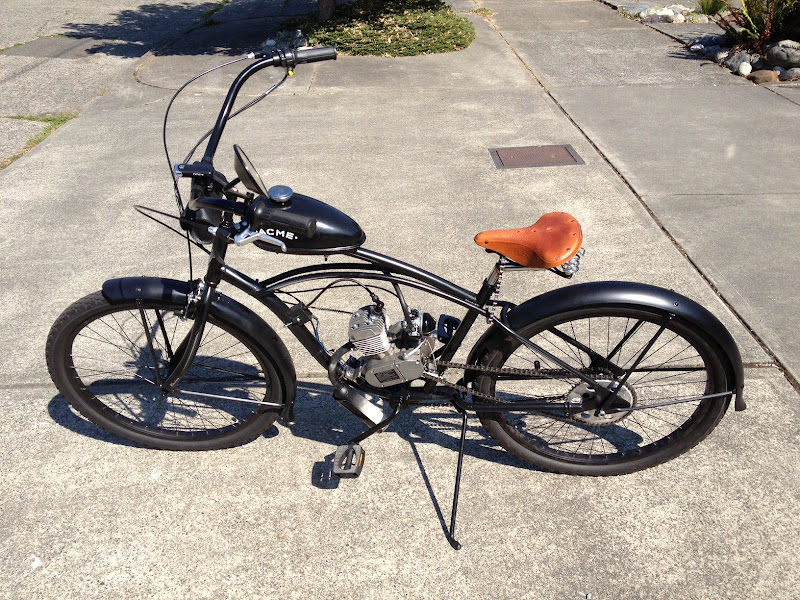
45,46,746,549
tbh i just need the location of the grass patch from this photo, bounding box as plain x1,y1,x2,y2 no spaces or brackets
467,7,494,18
0,113,79,171
200,0,231,24
0,41,25,53
281,0,476,57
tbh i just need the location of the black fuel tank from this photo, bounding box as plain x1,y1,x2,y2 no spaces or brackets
254,193,366,255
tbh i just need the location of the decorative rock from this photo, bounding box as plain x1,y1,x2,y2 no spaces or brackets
751,54,770,70
726,50,751,72
767,40,800,68
780,67,800,80
623,2,707,21
747,69,779,83
738,62,752,76
713,48,731,64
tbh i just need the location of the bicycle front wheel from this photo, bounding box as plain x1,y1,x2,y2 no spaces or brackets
473,306,731,475
46,291,285,450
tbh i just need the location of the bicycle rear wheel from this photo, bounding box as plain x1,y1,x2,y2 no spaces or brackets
46,291,285,450
473,306,731,475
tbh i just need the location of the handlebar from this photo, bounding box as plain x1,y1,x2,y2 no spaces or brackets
178,46,331,244
201,46,337,164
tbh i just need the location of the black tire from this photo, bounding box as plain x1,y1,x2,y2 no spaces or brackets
473,306,730,475
46,291,285,450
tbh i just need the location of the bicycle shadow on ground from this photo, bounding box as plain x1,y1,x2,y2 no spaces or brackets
46,393,281,448
46,379,536,543
50,374,645,542
47,376,540,540
291,381,545,541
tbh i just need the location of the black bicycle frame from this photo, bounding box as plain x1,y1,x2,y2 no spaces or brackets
188,241,621,414
172,49,719,417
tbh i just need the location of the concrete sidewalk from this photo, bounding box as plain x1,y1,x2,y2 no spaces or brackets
487,0,800,382
1,1,798,598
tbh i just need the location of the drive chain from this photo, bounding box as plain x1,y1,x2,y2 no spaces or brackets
421,360,568,403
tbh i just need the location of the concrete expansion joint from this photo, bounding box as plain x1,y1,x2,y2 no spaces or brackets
0,382,64,391
132,52,160,88
764,84,800,108
483,16,545,90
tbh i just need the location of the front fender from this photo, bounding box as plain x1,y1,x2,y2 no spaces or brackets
468,281,745,410
101,276,298,417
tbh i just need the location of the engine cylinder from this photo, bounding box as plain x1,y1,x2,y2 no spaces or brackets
348,306,390,356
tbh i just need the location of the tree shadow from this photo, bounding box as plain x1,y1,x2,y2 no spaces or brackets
58,1,298,58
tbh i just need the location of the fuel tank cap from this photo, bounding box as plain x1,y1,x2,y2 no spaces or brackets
268,185,293,205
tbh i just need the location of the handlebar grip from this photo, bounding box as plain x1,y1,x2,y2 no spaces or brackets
292,46,337,65
248,200,317,238
269,208,317,238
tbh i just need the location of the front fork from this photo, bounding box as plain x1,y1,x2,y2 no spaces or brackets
158,232,229,393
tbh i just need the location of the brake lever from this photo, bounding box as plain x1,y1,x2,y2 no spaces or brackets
232,227,287,252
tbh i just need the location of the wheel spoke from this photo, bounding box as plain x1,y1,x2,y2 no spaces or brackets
476,307,729,474
52,293,282,449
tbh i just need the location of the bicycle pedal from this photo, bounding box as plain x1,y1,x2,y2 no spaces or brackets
332,444,365,478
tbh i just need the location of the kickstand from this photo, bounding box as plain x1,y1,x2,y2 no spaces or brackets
446,409,468,550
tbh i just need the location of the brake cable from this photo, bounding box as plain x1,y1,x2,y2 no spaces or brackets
161,55,291,281
162,56,250,213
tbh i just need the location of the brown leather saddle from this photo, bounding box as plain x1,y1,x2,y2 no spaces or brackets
474,212,582,269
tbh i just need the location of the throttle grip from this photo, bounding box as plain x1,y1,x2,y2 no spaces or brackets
292,46,337,64
250,46,337,67
247,199,317,238
269,208,318,238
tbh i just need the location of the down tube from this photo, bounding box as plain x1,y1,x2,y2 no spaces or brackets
220,266,332,369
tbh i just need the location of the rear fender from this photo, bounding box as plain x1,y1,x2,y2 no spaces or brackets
101,276,298,418
467,281,745,410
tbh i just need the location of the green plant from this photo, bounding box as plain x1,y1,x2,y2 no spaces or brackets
721,0,798,52
280,0,476,57
1,113,79,170
698,0,726,15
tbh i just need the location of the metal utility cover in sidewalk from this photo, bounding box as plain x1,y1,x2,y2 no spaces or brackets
489,145,584,169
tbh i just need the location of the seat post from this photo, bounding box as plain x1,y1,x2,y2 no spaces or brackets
476,259,504,307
